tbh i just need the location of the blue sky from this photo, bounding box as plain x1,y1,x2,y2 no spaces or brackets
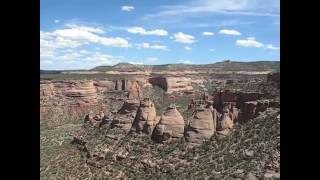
40,0,280,70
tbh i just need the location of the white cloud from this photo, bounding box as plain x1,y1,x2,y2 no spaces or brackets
184,46,192,50
127,27,168,36
54,19,60,23
236,37,264,48
42,60,53,65
219,29,241,36
136,43,168,50
172,32,195,44
121,6,135,12
178,60,193,64
202,32,214,36
65,24,105,34
143,0,279,20
265,44,280,50
209,49,215,52
80,50,88,54
40,25,129,57
40,24,131,70
146,57,158,62
40,50,123,70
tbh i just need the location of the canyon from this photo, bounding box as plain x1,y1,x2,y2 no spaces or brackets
40,61,279,121
41,61,280,179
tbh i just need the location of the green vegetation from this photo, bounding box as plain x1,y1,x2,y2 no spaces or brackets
41,99,279,179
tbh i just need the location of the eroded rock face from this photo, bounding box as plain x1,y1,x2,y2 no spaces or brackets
131,98,157,134
93,80,115,93
40,81,55,98
111,100,140,131
230,105,240,123
127,81,143,100
216,108,234,135
212,90,265,108
185,107,216,144
149,76,193,94
40,79,146,120
166,77,193,94
239,100,274,122
152,105,185,142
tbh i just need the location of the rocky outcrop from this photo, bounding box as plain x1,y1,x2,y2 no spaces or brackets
212,90,265,108
239,100,278,122
131,98,157,134
185,107,216,144
40,79,146,120
216,107,234,135
230,104,240,123
127,81,143,100
40,81,55,98
62,81,98,102
93,80,115,93
111,100,140,131
84,111,105,126
152,105,185,142
267,72,280,88
149,76,193,94
166,77,193,94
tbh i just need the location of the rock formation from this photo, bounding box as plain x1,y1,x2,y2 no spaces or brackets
131,98,157,134
84,111,106,126
127,81,143,100
111,100,140,131
185,107,216,144
149,76,193,94
239,100,277,122
152,104,185,142
40,80,55,98
216,107,234,135
40,79,146,120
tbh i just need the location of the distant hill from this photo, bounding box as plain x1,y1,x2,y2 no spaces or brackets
40,61,280,74
91,61,280,72
40,70,62,74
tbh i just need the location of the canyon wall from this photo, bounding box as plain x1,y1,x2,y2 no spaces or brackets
40,79,144,120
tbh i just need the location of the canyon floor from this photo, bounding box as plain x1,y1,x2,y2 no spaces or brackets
40,61,280,180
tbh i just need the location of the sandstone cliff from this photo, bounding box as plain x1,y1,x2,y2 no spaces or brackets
149,76,193,94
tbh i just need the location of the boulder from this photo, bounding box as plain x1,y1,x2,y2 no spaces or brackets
152,104,185,142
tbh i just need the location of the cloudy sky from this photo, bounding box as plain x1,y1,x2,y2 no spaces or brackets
40,0,280,70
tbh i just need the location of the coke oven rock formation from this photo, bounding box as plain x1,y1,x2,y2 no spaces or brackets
152,104,185,142
131,98,158,134
185,107,216,144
